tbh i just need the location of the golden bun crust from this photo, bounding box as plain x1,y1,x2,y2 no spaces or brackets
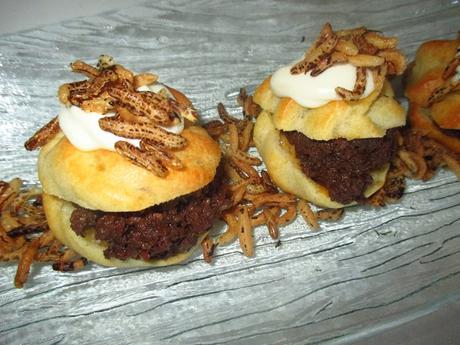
431,92,460,130
253,111,388,208
408,102,460,154
405,38,460,108
253,76,405,141
405,36,460,151
39,126,221,212
43,193,206,267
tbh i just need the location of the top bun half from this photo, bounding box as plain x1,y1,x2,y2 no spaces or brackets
38,126,221,212
405,36,460,131
405,37,460,109
253,76,405,141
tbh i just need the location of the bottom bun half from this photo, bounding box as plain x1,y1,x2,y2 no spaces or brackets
43,193,207,267
253,111,389,209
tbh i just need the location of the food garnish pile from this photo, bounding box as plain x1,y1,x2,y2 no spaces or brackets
204,90,347,259
2,26,460,287
25,55,198,177
291,23,405,100
0,179,86,288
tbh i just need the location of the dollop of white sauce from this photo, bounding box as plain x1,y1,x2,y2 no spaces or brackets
59,106,140,151
58,83,184,152
270,62,375,108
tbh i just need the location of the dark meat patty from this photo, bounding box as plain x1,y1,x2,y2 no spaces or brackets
70,164,230,261
284,129,398,204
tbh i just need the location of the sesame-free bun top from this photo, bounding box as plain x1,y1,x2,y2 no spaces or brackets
405,36,460,109
253,76,405,141
405,36,460,153
38,126,221,212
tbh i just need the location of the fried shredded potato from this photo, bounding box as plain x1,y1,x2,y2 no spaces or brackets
0,178,87,288
203,89,355,260
398,130,460,179
366,129,460,207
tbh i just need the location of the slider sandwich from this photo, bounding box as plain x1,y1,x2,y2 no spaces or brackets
25,56,230,267
405,33,460,154
253,23,407,208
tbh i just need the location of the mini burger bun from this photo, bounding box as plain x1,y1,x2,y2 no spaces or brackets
39,85,220,212
405,37,460,108
43,193,208,267
39,125,221,212
40,85,218,267
254,77,406,141
253,111,389,209
405,36,460,154
253,73,404,208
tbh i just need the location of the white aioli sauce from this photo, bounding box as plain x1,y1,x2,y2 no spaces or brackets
58,83,184,152
270,62,375,108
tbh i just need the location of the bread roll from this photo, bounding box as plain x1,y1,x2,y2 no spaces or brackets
39,126,221,212
254,77,405,141
405,35,460,153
